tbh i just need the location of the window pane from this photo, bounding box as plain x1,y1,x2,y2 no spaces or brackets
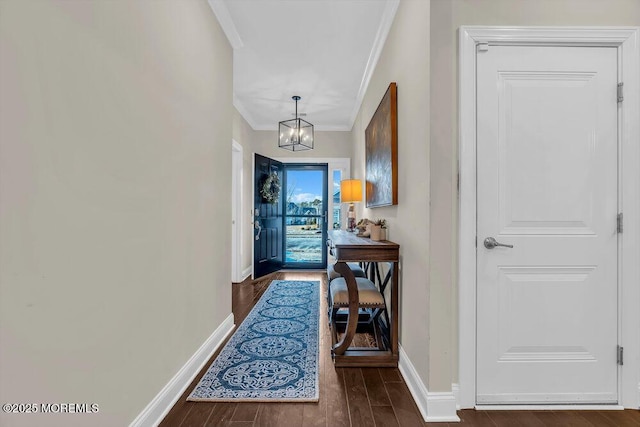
284,168,325,265
332,169,342,229
285,217,324,263
286,170,324,215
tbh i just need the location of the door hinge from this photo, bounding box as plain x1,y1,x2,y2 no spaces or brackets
477,42,489,52
617,345,624,365
617,213,623,233
617,82,624,103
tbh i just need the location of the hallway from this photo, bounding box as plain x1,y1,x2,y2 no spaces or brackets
159,272,640,426
160,271,426,426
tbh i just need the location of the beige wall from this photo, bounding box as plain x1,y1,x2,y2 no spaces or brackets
352,0,431,386
232,110,256,277
429,0,640,391
0,1,233,425
252,130,353,160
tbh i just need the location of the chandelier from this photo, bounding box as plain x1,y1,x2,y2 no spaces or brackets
278,96,314,151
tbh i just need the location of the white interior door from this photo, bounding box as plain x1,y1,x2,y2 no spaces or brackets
476,45,619,404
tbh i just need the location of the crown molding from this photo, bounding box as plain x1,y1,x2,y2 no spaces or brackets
233,94,262,130
347,0,399,129
219,0,399,132
208,0,243,49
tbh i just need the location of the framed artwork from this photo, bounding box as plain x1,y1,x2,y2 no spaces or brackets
365,82,398,208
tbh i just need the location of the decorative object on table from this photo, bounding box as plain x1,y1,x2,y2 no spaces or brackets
355,218,373,236
260,171,281,204
370,224,382,241
370,218,387,241
340,179,363,232
365,82,398,208
379,218,388,240
278,95,314,151
188,280,320,402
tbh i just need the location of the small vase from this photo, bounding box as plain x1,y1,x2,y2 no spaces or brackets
370,225,382,241
380,228,387,241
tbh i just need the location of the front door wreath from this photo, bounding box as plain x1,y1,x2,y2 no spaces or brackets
260,171,281,204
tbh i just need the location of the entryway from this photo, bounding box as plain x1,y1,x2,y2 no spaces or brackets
253,154,349,279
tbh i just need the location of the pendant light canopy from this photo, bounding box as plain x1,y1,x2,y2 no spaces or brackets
278,96,314,151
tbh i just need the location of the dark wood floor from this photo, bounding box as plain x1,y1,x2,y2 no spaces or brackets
159,271,640,427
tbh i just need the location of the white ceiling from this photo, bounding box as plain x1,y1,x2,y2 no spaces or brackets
208,0,399,131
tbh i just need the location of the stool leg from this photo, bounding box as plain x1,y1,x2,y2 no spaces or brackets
332,262,359,356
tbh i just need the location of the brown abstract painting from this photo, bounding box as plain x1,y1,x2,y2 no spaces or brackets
365,82,398,208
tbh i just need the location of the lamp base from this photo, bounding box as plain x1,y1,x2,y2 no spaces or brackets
347,203,356,232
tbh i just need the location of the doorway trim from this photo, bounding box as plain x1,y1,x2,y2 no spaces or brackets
458,26,640,409
231,140,244,283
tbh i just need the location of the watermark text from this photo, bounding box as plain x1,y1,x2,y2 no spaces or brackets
2,403,99,414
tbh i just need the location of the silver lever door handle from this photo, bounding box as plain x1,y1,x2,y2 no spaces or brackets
484,237,513,249
255,220,262,240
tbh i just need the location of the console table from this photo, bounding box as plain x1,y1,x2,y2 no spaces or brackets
327,230,399,367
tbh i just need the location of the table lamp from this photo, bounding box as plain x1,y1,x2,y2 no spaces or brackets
340,179,363,232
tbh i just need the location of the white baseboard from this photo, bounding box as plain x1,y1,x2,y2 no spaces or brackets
425,391,462,422
398,345,460,423
452,383,461,410
241,266,252,281
129,314,235,427
398,345,429,420
476,405,624,411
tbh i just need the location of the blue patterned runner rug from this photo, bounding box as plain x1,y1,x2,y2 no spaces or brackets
188,280,320,402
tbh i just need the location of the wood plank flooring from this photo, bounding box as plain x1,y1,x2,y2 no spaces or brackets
159,271,640,426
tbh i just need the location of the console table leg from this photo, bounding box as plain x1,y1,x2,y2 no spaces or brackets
391,261,399,357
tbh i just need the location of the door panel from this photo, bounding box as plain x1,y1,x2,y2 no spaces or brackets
476,46,618,404
254,153,284,278
498,71,601,236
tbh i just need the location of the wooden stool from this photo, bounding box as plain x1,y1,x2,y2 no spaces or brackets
326,263,366,322
328,276,388,351
326,262,366,281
